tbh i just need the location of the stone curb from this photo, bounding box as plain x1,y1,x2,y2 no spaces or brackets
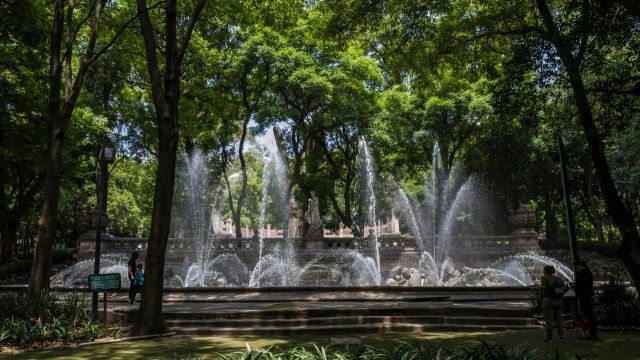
77,332,176,347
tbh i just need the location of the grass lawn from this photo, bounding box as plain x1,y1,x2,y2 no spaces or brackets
2,330,638,360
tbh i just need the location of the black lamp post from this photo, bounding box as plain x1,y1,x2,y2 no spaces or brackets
556,134,579,265
92,147,115,322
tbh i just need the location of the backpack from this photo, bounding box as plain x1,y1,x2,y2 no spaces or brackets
134,270,144,287
546,279,565,298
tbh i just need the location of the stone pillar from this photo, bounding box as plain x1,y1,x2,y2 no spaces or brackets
391,212,400,234
509,205,541,251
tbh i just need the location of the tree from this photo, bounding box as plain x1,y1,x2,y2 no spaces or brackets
225,28,278,238
29,0,139,295
134,0,206,335
0,0,48,264
532,0,640,290
325,0,640,293
312,47,382,235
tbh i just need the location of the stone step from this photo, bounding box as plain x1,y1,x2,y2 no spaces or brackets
171,323,541,336
166,315,539,328
160,306,530,320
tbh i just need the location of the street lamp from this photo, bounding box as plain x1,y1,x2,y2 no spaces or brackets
92,147,115,322
555,134,579,265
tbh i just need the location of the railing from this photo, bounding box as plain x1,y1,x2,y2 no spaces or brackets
82,233,537,257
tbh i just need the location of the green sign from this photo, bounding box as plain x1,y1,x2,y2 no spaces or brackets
88,273,121,292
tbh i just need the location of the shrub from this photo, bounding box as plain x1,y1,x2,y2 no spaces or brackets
595,274,640,326
0,250,73,281
82,321,103,341
28,291,60,322
0,292,28,319
199,341,592,360
0,291,105,348
60,291,90,327
0,259,32,280
529,291,542,314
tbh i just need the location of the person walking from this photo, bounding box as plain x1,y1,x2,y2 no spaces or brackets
541,265,565,342
127,251,139,304
574,260,599,340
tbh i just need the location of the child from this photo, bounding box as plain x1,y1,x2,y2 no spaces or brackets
130,263,144,304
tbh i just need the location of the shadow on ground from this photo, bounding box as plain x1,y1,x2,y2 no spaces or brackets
3,330,638,360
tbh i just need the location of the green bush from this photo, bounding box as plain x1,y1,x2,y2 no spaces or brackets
529,291,542,314
60,291,90,327
0,292,28,319
29,291,61,322
193,341,593,360
0,259,32,280
0,291,104,348
0,250,73,281
595,274,640,326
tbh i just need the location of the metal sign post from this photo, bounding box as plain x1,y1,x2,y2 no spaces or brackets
89,273,121,323
92,147,115,323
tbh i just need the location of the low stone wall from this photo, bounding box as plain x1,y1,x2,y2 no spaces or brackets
77,232,540,271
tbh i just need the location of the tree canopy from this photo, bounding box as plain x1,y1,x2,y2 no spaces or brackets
1,0,639,333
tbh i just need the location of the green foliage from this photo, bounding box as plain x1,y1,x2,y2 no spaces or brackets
175,341,592,360
529,291,543,315
0,259,32,280
0,291,108,348
0,250,73,281
107,158,156,237
2,0,639,302
596,274,640,326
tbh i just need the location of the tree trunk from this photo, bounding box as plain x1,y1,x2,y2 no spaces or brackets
234,115,250,238
184,136,195,157
536,0,640,293
138,116,177,335
587,169,605,243
544,191,558,247
28,0,115,295
28,0,64,296
564,52,640,292
135,0,206,335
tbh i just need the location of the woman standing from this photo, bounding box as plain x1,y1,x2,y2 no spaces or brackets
127,251,139,304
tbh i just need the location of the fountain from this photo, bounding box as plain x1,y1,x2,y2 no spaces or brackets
358,138,382,285
51,253,130,286
248,136,299,287
63,137,571,288
386,144,573,286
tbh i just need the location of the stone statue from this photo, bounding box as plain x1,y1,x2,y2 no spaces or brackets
304,191,322,236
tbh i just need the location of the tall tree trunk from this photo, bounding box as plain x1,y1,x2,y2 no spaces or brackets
135,0,206,335
184,136,195,157
544,191,558,247
587,169,605,243
138,114,177,334
28,0,64,295
234,114,250,238
28,0,123,295
536,0,640,292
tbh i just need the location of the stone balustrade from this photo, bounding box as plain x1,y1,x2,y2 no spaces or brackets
77,231,539,268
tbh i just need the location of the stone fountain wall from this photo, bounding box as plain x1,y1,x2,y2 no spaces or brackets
77,231,540,272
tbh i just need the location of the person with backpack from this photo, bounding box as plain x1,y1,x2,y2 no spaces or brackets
541,265,565,342
130,263,144,304
574,260,598,340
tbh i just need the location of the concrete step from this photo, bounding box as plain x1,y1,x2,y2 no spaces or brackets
160,305,530,321
172,323,541,336
166,315,538,328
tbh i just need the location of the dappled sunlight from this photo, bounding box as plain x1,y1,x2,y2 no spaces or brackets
5,330,640,360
